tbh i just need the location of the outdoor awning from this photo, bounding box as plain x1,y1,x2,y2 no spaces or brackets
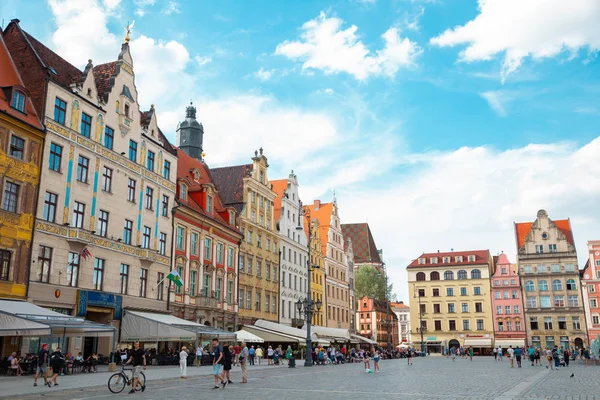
120,310,202,342
235,329,264,343
351,334,377,345
188,326,237,340
254,319,316,342
242,325,304,344
0,299,115,337
464,338,493,347
305,326,350,342
494,339,526,348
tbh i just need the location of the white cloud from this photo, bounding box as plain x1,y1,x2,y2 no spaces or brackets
194,55,212,66
430,0,600,81
341,137,600,301
479,90,516,116
275,12,421,80
254,67,275,81
161,0,180,15
102,0,121,9
133,0,155,16
316,88,334,95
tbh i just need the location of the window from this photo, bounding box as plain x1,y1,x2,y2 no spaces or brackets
97,210,109,237
432,288,440,297
498,321,504,331
433,304,441,313
418,288,425,297
176,266,184,294
504,291,510,299
227,247,234,268
163,160,171,180
203,274,210,297
495,291,501,299
525,280,535,291
565,264,575,272
190,270,197,297
512,290,519,299
191,232,199,255
496,305,502,314
549,244,557,253
551,264,560,273
135,268,149,300
539,280,548,291
457,270,467,280
511,279,516,285
506,321,513,331
157,273,164,300
159,232,167,255
418,258,426,265
431,257,438,264
513,305,519,314
448,303,455,313
530,317,538,330
537,264,546,273
204,238,212,259
257,235,262,248
217,243,224,264
476,319,484,330
256,259,262,277
543,317,552,330
54,98,66,124
228,280,234,304
127,179,136,202
247,258,252,274
119,264,129,294
416,272,426,281
93,258,104,290
572,316,581,330
591,298,598,308
592,314,600,324
77,155,89,183
444,271,454,280
503,280,508,286
523,265,533,274
49,143,62,172
588,285,596,293
43,192,58,222
129,140,137,162
461,303,468,312
446,288,454,296
540,296,551,308
526,296,537,308
72,201,85,228
146,150,155,171
552,279,563,291
471,269,481,279
430,271,440,280
535,244,544,254
448,320,456,331
145,187,154,210
558,317,567,330
246,290,252,309
206,196,213,213
35,246,52,283
567,295,579,307
142,226,151,248
10,90,25,112
473,287,481,295
434,320,442,331
246,230,252,244
505,305,511,314
160,195,169,217
566,279,576,290
2,181,19,213
102,167,113,192
460,287,467,296
516,320,521,331
176,226,185,250
179,183,187,200
66,252,79,287
123,220,133,245
80,113,92,137
265,294,269,313
104,126,114,150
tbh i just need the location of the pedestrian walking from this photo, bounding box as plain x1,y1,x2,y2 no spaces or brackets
255,346,263,365
514,346,522,368
534,347,541,366
179,346,188,379
48,347,65,387
373,350,381,373
497,346,503,361
545,348,554,370
211,338,227,389
552,346,560,369
233,343,241,367
563,348,570,367
493,347,497,360
240,342,249,384
267,345,274,365
34,343,49,387
527,346,535,366
249,346,256,366
220,345,233,384
124,341,146,393
468,346,473,361
407,348,412,365
507,346,515,368
196,345,203,367
450,347,456,362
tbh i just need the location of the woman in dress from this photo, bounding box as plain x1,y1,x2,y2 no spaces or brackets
363,350,371,372
221,345,233,384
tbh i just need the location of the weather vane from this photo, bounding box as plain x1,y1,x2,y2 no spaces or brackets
124,20,135,43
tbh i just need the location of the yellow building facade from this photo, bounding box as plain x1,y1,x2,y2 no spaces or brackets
309,218,325,326
407,250,495,355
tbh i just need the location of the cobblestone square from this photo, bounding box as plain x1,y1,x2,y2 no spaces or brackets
4,357,599,400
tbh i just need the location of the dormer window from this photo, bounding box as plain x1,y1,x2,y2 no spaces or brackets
87,88,92,96
418,258,426,265
455,256,463,262
431,257,438,264
192,169,200,182
11,90,25,113
443,257,450,263
229,210,235,224
151,129,155,137
468,255,476,262
124,103,130,118
206,195,213,213
179,183,187,200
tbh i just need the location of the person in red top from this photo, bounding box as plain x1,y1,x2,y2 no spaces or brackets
233,344,242,367
341,346,347,356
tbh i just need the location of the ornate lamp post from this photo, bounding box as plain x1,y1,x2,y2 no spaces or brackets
414,287,427,354
296,200,321,366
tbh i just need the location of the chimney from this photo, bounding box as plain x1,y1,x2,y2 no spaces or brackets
314,199,320,210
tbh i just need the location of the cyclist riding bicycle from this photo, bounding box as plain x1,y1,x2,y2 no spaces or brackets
124,342,146,393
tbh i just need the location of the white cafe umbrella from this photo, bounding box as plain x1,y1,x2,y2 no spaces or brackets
234,329,264,343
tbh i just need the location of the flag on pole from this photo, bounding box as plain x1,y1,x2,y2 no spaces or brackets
79,247,92,261
166,269,183,288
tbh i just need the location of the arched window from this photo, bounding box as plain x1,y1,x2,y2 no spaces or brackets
416,272,426,281
539,280,548,291
525,280,535,292
552,279,562,291
471,269,481,279
430,271,440,281
457,270,468,280
444,271,454,280
566,279,576,290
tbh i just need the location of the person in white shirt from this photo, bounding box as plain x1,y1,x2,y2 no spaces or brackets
179,346,188,378
507,346,515,368
497,346,503,361
267,346,274,365
196,345,203,367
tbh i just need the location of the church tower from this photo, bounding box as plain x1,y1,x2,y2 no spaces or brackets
177,102,204,159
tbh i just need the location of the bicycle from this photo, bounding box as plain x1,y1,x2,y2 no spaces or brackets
107,365,146,394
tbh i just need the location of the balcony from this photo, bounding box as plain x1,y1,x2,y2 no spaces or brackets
196,295,218,309
65,227,92,245
119,114,133,133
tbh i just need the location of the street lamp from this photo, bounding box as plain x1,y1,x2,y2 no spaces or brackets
378,266,391,353
296,200,320,366
414,286,427,354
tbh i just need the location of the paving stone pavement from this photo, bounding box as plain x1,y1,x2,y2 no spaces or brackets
3,356,598,400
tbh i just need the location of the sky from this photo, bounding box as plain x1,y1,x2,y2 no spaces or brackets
2,0,599,303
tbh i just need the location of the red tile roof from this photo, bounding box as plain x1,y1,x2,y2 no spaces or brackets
341,223,381,264
93,61,117,101
210,164,253,215
407,249,491,268
270,179,289,223
514,219,573,250
0,33,43,130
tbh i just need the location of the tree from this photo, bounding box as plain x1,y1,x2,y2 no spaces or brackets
355,266,394,301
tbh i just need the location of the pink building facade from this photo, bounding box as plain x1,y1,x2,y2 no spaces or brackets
491,254,527,348
582,241,600,343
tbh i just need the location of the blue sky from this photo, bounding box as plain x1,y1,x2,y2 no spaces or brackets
3,0,600,301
